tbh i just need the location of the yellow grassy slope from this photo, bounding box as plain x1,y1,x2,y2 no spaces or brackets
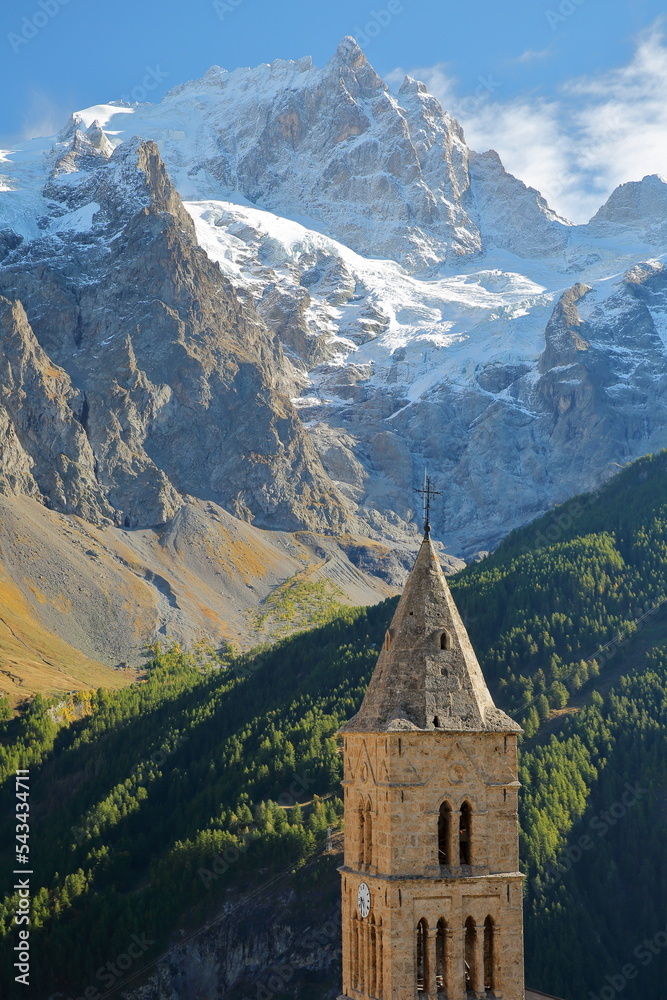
0,563,135,707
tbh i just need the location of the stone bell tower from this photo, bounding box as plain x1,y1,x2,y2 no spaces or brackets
337,529,525,1000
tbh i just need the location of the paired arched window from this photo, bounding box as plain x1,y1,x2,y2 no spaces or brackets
417,917,449,995
353,909,383,997
462,915,496,994
414,912,495,996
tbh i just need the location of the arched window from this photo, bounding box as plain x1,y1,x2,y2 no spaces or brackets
370,917,377,997
416,918,429,994
484,916,495,992
459,801,472,865
359,917,366,994
440,630,451,650
358,802,365,868
464,917,476,994
438,802,451,865
377,917,384,998
364,800,373,868
351,915,360,990
384,629,393,651
436,918,447,995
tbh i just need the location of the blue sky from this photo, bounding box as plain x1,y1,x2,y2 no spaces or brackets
2,0,666,221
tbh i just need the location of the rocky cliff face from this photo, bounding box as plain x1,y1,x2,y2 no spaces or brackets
0,297,115,521
588,173,667,244
186,182,667,556
0,137,350,534
77,37,570,274
158,37,483,271
127,852,343,1000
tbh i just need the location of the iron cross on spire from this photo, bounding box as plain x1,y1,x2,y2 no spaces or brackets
415,475,442,539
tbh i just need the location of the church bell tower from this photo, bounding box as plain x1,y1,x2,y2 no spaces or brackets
337,528,525,999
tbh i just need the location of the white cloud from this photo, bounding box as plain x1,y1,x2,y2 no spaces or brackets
387,23,667,224
515,49,551,64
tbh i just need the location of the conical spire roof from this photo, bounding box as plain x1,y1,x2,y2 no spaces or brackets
342,536,521,733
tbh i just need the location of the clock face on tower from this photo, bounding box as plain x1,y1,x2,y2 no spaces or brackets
357,881,371,918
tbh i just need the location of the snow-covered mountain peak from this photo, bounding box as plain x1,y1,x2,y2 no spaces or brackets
163,49,318,105
325,35,387,94
0,40,556,270
398,76,429,96
589,174,667,245
2,41,667,558
0,40,582,271
332,35,366,65
57,113,86,142
49,117,115,179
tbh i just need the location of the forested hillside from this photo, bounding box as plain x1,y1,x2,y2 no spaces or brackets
3,452,667,999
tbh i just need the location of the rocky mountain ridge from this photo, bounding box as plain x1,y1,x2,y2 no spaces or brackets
0,135,355,533
1,37,667,672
